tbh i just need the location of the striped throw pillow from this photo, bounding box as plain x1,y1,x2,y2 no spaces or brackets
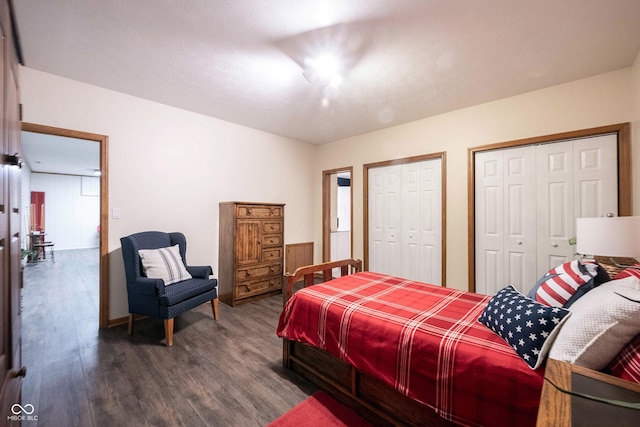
138,244,192,286
528,260,605,308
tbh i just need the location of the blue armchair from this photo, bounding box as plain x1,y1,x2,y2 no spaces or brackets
120,231,219,346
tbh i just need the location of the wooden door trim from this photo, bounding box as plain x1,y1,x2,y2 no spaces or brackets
363,152,447,286
467,122,631,293
21,122,110,328
322,167,353,263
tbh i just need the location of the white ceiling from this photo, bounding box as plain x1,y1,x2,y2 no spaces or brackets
12,0,640,145
22,131,99,176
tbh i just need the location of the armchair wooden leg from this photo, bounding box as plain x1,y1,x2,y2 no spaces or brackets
128,314,134,335
164,318,174,347
211,298,219,320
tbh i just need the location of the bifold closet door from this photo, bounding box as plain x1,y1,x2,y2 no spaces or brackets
535,135,618,277
368,159,442,284
475,134,618,296
369,165,403,278
475,146,537,296
402,159,442,285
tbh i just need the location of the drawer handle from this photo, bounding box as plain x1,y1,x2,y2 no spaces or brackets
246,286,251,292
246,209,251,215
246,272,250,277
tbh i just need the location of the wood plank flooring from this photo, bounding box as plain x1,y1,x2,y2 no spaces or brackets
21,249,317,426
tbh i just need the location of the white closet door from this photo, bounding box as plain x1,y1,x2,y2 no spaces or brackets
536,141,575,277
476,135,619,295
503,147,537,294
475,150,504,295
475,147,536,295
402,159,442,284
573,134,618,219
368,165,402,277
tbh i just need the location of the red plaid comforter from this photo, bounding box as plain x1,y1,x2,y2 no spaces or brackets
277,272,544,427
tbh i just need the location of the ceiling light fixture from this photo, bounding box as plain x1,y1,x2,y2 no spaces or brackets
303,52,344,87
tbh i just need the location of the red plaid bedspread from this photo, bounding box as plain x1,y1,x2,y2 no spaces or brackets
277,272,544,427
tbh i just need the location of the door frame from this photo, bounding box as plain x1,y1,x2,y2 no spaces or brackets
322,167,353,262
467,122,631,293
363,152,447,285
21,122,110,328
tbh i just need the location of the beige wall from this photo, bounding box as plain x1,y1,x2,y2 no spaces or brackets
20,67,317,320
316,67,636,291
20,61,639,319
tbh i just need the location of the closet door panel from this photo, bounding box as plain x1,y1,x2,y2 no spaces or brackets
573,134,618,218
369,165,402,276
402,164,421,281
402,159,442,284
536,142,573,277
503,147,536,294
475,151,505,295
418,159,442,285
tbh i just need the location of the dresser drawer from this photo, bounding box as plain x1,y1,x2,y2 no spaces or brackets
262,234,282,247
262,221,283,234
262,247,283,262
235,277,282,299
235,262,282,281
237,205,283,218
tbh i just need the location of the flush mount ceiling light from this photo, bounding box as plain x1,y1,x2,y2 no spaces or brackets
276,22,373,89
302,52,344,87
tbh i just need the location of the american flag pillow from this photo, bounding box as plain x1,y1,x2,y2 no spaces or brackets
479,285,571,369
528,260,607,308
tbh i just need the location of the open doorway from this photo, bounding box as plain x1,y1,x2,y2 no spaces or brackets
322,167,353,266
21,123,109,328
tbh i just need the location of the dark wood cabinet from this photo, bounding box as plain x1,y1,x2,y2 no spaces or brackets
0,0,23,421
219,202,284,306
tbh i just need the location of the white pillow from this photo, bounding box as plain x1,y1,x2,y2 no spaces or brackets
548,275,640,369
138,244,192,286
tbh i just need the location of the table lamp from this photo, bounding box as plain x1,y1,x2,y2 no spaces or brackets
576,216,640,269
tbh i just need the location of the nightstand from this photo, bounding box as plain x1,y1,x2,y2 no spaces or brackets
537,358,640,426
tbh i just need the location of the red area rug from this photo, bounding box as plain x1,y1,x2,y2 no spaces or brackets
268,390,374,427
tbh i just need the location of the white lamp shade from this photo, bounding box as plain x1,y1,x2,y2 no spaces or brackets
576,216,640,258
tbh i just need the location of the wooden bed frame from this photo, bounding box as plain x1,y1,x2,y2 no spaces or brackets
282,259,456,427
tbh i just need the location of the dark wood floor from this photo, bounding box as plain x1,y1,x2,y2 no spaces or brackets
21,249,317,426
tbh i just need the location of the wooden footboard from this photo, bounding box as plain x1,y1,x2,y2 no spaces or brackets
282,259,455,427
283,258,362,303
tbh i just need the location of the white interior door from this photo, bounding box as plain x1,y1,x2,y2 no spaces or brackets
536,136,618,276
573,135,618,219
476,134,619,295
369,165,402,277
475,150,505,295
503,147,537,293
369,159,442,283
536,141,575,276
402,159,442,284
475,147,536,295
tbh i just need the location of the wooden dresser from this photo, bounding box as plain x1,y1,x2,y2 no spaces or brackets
218,202,285,306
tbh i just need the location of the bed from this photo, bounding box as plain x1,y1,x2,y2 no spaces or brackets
277,259,545,427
